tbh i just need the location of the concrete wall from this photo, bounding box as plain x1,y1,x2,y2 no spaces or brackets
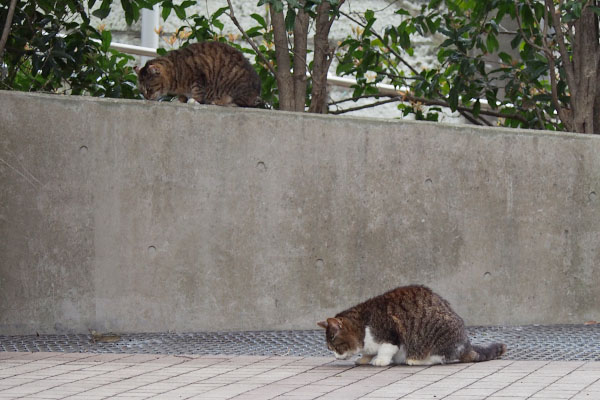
1,91,599,335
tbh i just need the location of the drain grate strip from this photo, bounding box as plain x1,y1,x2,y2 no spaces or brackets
1,325,599,361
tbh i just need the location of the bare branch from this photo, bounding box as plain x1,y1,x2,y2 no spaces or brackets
225,0,276,77
545,0,577,99
542,1,572,131
458,110,486,126
330,97,402,114
0,0,19,64
328,94,386,106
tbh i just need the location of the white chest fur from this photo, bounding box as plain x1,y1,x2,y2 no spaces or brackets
361,326,407,366
362,327,382,355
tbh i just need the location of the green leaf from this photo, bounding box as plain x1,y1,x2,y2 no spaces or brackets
285,7,296,31
485,89,497,108
448,86,458,111
121,0,136,25
213,19,224,31
486,33,499,53
364,10,375,35
246,26,263,37
429,0,442,9
213,6,229,19
92,7,110,19
162,5,172,20
498,51,512,64
173,5,186,19
101,30,112,52
519,4,534,27
472,99,481,118
250,13,267,28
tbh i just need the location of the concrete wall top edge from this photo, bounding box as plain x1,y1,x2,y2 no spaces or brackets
2,90,595,142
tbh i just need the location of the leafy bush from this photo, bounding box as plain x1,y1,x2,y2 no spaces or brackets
0,0,138,98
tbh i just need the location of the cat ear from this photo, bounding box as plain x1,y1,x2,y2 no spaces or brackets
133,66,140,75
327,317,343,336
148,64,161,75
317,320,328,329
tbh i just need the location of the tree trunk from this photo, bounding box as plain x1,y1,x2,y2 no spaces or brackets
0,0,19,65
270,7,294,111
595,53,600,134
571,4,600,134
308,0,344,114
292,4,309,112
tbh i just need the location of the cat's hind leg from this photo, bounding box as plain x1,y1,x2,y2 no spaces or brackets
406,355,445,366
211,95,236,107
392,345,407,364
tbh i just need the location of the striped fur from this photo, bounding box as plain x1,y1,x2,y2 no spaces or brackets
134,41,261,107
318,285,506,366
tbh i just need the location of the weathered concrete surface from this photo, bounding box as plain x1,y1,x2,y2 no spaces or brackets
1,91,599,334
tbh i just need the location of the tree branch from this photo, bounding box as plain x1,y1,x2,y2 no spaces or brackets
330,97,400,114
0,0,19,64
545,0,577,99
329,92,529,123
459,110,487,126
225,0,276,77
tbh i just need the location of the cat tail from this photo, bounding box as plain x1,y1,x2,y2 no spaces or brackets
460,342,507,363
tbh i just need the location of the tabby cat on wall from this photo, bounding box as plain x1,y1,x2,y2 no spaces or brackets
134,41,261,107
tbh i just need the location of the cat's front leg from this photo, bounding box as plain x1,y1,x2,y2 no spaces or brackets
371,343,400,367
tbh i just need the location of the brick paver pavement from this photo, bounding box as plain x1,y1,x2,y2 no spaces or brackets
0,352,598,399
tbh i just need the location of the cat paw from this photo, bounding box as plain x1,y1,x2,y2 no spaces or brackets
370,357,392,367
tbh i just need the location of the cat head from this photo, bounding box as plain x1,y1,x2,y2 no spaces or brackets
317,317,362,360
134,62,168,100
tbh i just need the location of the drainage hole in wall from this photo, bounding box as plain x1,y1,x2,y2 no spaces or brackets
148,246,157,255
79,145,88,154
483,271,492,281
256,161,267,172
